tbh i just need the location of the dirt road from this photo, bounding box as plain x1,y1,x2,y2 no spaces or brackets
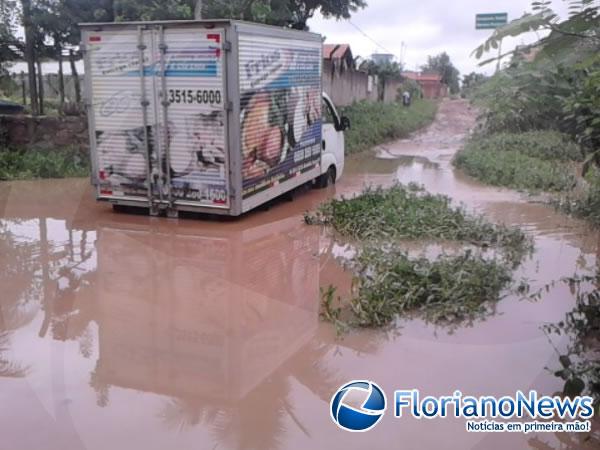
0,99,598,450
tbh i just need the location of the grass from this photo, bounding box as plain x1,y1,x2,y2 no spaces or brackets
307,184,533,330
554,167,600,225
454,131,600,225
454,131,580,192
0,147,89,180
462,131,584,162
349,248,513,327
341,99,438,154
305,183,532,265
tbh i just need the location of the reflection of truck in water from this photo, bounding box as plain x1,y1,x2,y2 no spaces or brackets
81,20,349,217
92,215,320,401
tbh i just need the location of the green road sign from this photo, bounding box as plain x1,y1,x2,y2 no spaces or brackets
476,13,508,30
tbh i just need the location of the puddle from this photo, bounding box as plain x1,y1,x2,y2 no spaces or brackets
1,100,599,450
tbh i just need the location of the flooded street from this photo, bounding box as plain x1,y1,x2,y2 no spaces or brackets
1,99,598,450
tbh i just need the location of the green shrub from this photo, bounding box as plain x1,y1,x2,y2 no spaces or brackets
0,147,89,180
396,79,422,100
454,134,578,192
308,184,531,329
471,66,569,135
340,99,437,154
555,168,600,225
349,247,513,327
467,131,584,162
305,184,532,265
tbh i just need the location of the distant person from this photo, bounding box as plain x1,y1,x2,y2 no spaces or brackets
402,90,411,107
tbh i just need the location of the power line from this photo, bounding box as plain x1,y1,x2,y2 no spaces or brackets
347,19,398,57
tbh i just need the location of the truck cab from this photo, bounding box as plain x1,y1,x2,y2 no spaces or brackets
317,93,350,188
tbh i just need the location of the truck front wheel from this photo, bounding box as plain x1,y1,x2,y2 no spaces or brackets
315,166,336,189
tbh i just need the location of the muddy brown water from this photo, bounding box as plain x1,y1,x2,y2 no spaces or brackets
1,100,598,450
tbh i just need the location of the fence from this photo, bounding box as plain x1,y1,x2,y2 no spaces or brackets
3,72,83,105
322,61,404,107
6,67,405,109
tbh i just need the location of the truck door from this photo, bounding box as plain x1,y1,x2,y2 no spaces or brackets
86,27,160,207
321,94,345,180
155,26,230,210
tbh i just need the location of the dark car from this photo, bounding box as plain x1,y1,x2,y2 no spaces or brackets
0,100,24,115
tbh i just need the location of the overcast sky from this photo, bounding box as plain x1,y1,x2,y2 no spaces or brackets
10,1,572,76
308,0,571,76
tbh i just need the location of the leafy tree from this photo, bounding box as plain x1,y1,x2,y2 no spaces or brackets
0,0,21,76
364,59,403,101
472,0,599,167
114,0,195,21
421,52,460,94
472,0,599,66
199,0,367,30
462,72,487,91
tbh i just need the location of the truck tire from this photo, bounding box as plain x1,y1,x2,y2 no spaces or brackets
315,166,336,189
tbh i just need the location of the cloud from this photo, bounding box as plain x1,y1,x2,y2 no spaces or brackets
309,0,570,76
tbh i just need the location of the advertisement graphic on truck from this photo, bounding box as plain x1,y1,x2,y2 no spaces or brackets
238,35,322,200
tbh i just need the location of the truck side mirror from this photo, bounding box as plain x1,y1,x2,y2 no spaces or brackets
340,116,351,131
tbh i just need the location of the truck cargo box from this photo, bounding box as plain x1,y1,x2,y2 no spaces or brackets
81,20,324,216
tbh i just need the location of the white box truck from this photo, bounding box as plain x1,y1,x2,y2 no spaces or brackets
80,19,349,217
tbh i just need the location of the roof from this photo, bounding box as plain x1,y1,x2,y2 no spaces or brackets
402,71,443,82
323,44,352,60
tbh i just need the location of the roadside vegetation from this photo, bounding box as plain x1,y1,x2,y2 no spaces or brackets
306,184,531,265
532,272,600,410
553,166,600,225
456,0,600,225
341,100,437,154
454,131,581,192
307,183,532,329
342,248,512,328
0,147,89,180
464,0,600,409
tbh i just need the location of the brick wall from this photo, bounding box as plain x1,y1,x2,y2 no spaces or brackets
0,114,89,151
322,61,403,107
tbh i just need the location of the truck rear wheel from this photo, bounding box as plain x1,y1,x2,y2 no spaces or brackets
315,166,336,189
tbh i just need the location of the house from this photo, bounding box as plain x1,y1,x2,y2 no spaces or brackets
402,71,448,99
323,44,354,76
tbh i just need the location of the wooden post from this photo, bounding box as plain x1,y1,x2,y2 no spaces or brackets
20,71,26,105
36,59,44,116
57,46,65,112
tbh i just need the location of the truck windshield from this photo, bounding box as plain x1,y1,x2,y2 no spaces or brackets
321,98,336,125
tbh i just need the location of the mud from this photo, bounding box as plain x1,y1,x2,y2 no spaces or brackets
1,99,598,450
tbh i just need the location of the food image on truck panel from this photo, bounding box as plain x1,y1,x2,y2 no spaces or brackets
96,126,158,196
169,110,227,204
171,111,226,175
240,87,321,188
239,40,322,199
